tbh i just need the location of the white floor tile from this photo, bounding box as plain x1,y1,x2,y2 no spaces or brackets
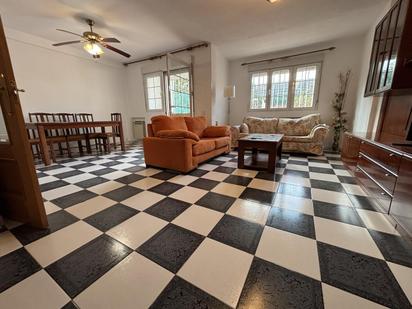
212,182,245,198
256,226,320,280
26,221,101,267
130,177,163,190
42,185,82,201
334,169,352,177
64,173,95,184
122,191,165,211
198,164,218,171
44,167,74,176
322,283,387,309
38,175,59,185
107,212,167,249
387,262,412,305
286,164,309,172
79,165,106,173
178,238,253,307
0,270,70,309
202,171,229,182
280,174,311,187
273,193,314,216
356,209,400,236
172,205,224,236
170,186,207,204
111,163,135,170
66,196,116,219
248,178,278,192
168,175,198,186
226,199,270,225
309,172,340,183
44,201,61,215
75,252,173,309
342,183,368,196
88,181,124,195
308,162,332,169
136,168,162,177
314,217,384,259
311,188,352,206
232,169,258,178
0,231,22,258
101,171,130,180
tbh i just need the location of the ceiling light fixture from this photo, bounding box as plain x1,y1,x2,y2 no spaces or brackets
83,41,104,58
267,0,278,3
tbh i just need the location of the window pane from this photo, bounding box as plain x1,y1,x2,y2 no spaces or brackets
250,72,268,109
270,69,289,109
293,66,317,108
145,74,163,110
170,69,191,115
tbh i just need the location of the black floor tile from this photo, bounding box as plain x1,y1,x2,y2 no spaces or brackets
369,230,412,268
348,195,381,211
310,179,344,193
36,172,48,178
149,182,183,196
209,215,263,254
46,235,132,298
195,192,235,212
288,160,309,166
115,174,145,184
38,164,64,172
11,210,79,245
237,257,323,309
214,166,236,174
278,183,311,199
101,161,122,167
137,224,204,273
51,190,98,208
224,175,253,186
61,301,79,309
145,198,191,222
266,207,315,239
103,186,142,202
0,248,41,293
54,170,84,179
188,169,209,177
337,176,358,184
124,166,145,173
309,167,335,174
331,164,346,170
208,159,225,166
151,276,230,308
73,162,95,169
239,188,277,205
313,201,364,227
189,178,219,191
308,158,329,163
90,168,116,176
40,180,69,192
75,177,109,189
151,171,180,181
255,171,282,182
318,242,410,308
283,169,310,178
84,204,138,232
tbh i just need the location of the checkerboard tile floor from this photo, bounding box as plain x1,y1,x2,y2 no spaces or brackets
1,146,412,308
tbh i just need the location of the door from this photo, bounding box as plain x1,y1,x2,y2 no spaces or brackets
0,16,47,228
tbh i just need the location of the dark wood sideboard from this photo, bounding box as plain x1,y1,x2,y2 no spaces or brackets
342,132,412,235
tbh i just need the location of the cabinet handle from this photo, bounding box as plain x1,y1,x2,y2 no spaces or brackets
389,153,394,157
385,173,390,177
361,141,365,144
381,192,386,196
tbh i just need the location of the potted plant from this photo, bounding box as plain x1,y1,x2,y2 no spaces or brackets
331,70,351,152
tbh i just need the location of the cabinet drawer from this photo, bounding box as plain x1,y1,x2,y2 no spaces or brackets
356,167,392,213
358,154,397,193
360,141,401,174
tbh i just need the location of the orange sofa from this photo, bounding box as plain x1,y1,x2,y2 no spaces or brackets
143,115,231,173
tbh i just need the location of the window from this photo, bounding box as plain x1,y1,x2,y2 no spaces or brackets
249,63,321,110
169,69,192,115
144,72,164,111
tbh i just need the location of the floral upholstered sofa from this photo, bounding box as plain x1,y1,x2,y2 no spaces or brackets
230,114,329,155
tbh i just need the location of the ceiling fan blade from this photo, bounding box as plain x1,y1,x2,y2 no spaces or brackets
101,37,120,43
56,29,84,38
52,40,82,46
101,43,130,58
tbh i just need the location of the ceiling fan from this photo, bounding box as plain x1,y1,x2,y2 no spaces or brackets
52,19,130,59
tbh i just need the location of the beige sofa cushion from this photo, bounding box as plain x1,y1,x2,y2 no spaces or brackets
277,114,320,136
244,117,278,134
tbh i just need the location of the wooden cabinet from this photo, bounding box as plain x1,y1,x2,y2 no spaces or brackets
341,133,361,164
365,0,412,96
390,155,412,235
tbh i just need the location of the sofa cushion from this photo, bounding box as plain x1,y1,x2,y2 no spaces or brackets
244,117,278,133
283,135,314,143
193,139,216,156
184,116,207,137
202,126,230,138
277,114,320,136
202,137,230,149
151,115,188,135
156,129,200,141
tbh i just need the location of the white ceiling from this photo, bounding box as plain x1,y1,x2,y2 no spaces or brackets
0,0,389,62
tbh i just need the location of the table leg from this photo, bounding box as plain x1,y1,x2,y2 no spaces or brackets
238,143,245,169
118,122,126,151
252,147,258,163
37,125,51,166
268,146,276,173
277,142,283,163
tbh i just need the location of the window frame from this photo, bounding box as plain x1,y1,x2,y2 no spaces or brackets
143,71,165,112
167,67,193,116
248,62,322,112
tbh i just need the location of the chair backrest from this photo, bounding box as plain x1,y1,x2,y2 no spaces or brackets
76,113,95,134
111,113,122,134
55,113,77,135
28,112,58,137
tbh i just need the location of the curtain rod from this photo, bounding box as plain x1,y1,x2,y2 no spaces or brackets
124,42,209,66
241,46,336,66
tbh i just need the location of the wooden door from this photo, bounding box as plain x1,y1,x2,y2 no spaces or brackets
0,16,47,228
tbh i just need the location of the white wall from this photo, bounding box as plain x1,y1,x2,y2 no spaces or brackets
228,34,366,146
124,45,213,139
211,45,229,125
5,29,130,138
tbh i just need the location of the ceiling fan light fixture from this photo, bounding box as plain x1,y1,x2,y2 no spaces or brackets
83,41,104,57
266,0,278,3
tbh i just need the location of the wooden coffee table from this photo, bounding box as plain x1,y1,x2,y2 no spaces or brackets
238,134,284,173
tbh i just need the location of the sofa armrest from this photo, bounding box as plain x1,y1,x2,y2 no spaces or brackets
202,126,230,137
143,137,196,172
240,123,249,134
309,124,330,143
